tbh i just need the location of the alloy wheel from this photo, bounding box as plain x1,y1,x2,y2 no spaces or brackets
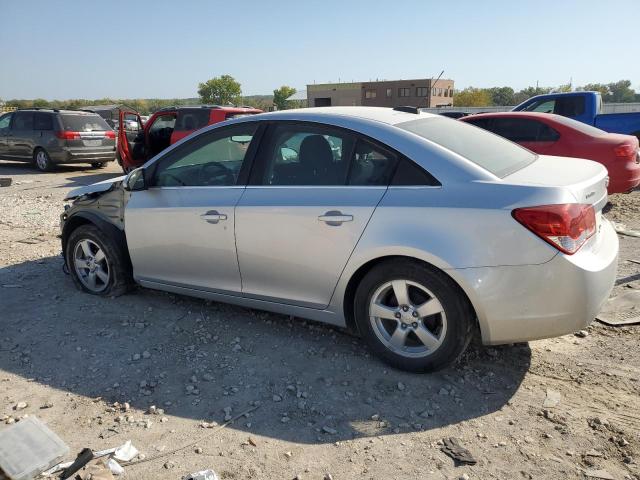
369,279,447,358
36,151,49,170
73,239,110,293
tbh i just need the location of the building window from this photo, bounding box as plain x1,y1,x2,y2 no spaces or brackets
432,87,437,96
449,88,454,97
398,88,410,97
386,88,392,98
416,87,428,97
365,89,377,99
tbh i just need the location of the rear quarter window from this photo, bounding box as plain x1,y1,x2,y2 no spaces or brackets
398,117,536,178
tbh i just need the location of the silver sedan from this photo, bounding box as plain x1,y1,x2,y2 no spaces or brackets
60,107,618,372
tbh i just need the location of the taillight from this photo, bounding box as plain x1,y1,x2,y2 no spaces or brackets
104,130,116,139
614,143,636,159
55,131,80,140
512,204,596,255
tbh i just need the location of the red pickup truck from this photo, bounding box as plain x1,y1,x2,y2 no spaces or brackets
117,105,262,172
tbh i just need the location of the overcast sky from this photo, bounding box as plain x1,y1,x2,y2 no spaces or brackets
1,0,638,100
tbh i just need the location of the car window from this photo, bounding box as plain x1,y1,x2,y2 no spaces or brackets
490,118,559,142
349,139,397,186
174,109,210,132
554,96,585,117
398,117,536,178
152,123,257,187
34,112,53,130
0,113,12,130
523,99,555,114
464,117,494,130
149,114,176,132
549,114,606,136
12,111,34,130
61,114,110,132
261,124,355,186
391,158,440,186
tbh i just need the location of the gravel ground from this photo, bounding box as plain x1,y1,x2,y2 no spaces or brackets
0,160,639,480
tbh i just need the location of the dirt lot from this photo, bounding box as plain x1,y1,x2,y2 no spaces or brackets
1,160,639,480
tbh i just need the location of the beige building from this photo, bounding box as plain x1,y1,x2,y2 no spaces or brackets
307,78,454,108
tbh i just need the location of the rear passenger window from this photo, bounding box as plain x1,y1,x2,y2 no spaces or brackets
348,140,397,186
34,113,53,130
491,118,559,143
392,159,440,186
175,110,210,131
12,112,34,130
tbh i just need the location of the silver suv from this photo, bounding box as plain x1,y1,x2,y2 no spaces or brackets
0,109,116,171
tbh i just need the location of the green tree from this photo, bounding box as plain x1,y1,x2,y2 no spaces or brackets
556,83,572,93
512,86,553,105
453,87,492,107
197,75,241,105
606,80,636,103
578,83,609,97
488,87,515,106
273,86,296,110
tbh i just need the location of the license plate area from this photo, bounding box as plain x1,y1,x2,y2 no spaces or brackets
83,139,102,147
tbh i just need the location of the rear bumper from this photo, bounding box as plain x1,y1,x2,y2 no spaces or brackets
452,218,619,345
50,147,116,164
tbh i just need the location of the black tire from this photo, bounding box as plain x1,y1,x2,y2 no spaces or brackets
33,148,54,172
91,162,105,169
354,259,474,373
65,224,132,296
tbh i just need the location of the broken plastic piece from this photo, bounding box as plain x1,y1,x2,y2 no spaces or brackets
113,440,139,462
440,437,477,465
105,458,124,476
184,469,220,480
0,416,69,480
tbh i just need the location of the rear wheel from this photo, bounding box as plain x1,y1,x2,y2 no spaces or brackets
91,162,105,169
66,224,132,296
354,259,474,372
33,148,53,172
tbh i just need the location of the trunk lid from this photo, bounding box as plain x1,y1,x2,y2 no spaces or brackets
504,155,608,211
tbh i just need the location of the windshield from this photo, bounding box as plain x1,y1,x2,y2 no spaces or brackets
397,117,536,177
61,113,111,132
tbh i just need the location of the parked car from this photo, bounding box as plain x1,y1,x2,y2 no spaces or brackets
438,111,470,119
60,107,618,372
512,91,640,140
117,105,262,172
460,112,640,194
0,109,116,171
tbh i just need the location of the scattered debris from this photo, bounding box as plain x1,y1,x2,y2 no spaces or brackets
596,291,640,326
13,401,28,411
0,178,11,187
584,469,615,480
112,440,139,462
441,437,477,466
60,448,94,480
612,221,640,238
248,437,257,447
542,389,561,408
574,330,589,338
0,416,69,480
184,469,219,480
105,458,124,476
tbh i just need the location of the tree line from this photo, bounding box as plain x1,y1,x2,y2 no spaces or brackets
452,80,639,107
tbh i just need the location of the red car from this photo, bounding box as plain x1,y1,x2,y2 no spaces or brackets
460,112,640,194
117,105,262,172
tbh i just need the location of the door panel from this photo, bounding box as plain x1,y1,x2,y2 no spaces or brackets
0,113,12,158
8,111,35,158
236,187,386,308
125,187,244,292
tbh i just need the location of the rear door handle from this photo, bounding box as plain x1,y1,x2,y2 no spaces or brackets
200,210,228,224
318,210,353,226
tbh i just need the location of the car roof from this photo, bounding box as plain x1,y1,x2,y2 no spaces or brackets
246,107,438,126
462,111,557,120
14,108,103,115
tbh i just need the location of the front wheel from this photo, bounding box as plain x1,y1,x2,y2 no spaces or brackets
354,259,474,373
66,224,132,296
33,148,53,172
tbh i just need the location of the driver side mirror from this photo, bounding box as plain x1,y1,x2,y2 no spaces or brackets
123,168,147,191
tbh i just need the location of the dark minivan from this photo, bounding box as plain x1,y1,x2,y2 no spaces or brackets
0,109,116,171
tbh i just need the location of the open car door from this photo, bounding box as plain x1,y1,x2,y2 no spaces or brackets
117,109,144,173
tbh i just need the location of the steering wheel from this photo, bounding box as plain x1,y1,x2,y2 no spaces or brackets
200,162,235,185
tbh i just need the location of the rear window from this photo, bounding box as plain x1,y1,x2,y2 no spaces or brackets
397,117,536,178
175,109,210,131
60,114,110,132
549,114,607,137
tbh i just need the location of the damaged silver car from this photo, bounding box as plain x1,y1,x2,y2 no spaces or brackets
61,107,618,372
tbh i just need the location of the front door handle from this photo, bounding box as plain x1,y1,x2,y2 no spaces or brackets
318,210,353,226
200,210,228,224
